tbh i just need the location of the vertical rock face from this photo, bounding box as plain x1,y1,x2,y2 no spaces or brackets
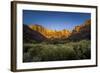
73,20,91,32
28,24,71,39
23,19,91,42
68,19,91,41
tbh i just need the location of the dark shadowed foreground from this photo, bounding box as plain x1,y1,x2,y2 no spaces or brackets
23,40,91,62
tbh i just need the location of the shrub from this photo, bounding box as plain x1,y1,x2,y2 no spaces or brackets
23,40,91,62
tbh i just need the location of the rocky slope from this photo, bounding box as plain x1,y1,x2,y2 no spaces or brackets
23,24,47,43
68,19,91,41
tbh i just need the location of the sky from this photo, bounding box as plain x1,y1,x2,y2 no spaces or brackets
23,10,91,31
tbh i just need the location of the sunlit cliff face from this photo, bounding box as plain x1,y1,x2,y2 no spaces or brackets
28,24,71,39
73,19,91,33
28,19,91,39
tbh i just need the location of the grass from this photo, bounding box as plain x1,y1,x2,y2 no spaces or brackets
23,40,91,62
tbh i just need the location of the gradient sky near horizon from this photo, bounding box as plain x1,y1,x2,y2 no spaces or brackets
23,10,91,30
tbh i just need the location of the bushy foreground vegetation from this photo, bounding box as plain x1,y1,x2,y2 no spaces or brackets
23,40,91,62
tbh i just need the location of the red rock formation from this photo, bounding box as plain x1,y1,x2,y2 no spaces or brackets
28,24,71,39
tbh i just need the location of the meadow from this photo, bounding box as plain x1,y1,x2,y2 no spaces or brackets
23,40,91,62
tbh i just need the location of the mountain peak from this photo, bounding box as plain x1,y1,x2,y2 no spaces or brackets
68,19,91,41
27,24,71,39
73,19,91,32
25,19,90,40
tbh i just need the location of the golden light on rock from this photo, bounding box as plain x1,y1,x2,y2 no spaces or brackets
28,24,71,39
